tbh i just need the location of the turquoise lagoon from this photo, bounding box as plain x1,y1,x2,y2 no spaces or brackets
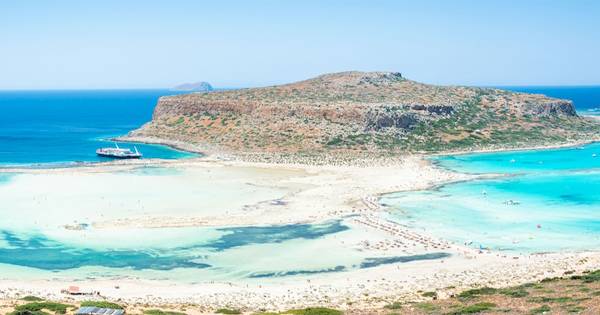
433,142,600,174
382,143,600,253
0,221,448,281
0,167,447,282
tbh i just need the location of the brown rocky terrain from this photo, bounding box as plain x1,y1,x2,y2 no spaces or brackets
128,71,600,154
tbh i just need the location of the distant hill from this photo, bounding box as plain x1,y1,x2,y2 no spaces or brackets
131,71,600,154
171,81,213,92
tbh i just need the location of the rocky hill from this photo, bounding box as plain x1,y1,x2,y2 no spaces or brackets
130,71,600,154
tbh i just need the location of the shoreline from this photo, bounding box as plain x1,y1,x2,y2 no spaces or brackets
113,135,212,156
1,138,600,312
1,132,597,171
2,250,600,312
428,138,600,157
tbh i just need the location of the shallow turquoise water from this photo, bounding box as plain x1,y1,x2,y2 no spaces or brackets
0,222,349,271
0,167,452,280
433,142,600,174
0,174,12,184
385,144,600,253
0,220,448,280
390,85,600,252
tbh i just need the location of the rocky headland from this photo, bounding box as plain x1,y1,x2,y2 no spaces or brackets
127,71,600,157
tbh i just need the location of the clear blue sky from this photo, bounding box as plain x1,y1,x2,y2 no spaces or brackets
1,0,599,89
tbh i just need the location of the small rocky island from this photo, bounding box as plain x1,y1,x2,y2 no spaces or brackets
132,71,600,154
171,81,213,92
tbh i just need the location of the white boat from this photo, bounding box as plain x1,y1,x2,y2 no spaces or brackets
96,143,142,159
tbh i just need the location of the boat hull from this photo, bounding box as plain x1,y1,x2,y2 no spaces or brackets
96,152,142,159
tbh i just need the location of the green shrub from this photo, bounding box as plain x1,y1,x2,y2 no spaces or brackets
540,277,559,283
8,310,51,315
414,302,439,312
567,306,585,313
529,305,551,314
580,270,600,283
143,310,186,315
448,302,496,314
287,308,343,315
215,309,241,315
527,296,574,304
384,301,402,309
14,302,73,314
499,288,529,298
457,287,497,299
80,301,123,310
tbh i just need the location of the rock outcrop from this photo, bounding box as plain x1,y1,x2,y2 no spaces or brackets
130,71,597,153
529,101,577,117
171,81,213,92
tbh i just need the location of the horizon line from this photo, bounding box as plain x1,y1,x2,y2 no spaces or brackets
2,83,600,92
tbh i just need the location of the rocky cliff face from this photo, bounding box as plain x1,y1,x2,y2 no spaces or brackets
130,71,596,153
529,101,577,116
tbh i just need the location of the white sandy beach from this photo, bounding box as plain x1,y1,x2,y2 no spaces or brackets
1,153,600,313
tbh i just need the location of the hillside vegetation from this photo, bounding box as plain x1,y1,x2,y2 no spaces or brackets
4,270,600,314
130,71,600,154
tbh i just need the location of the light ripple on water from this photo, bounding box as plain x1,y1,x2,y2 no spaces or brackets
0,221,450,279
385,144,600,253
432,142,600,174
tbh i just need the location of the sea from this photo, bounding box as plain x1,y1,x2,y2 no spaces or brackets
0,89,195,167
0,87,598,167
501,86,600,116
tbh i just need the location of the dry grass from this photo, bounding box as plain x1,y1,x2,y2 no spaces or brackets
357,270,600,314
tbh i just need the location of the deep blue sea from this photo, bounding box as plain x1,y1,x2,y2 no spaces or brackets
501,86,600,115
0,90,194,166
0,86,598,166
